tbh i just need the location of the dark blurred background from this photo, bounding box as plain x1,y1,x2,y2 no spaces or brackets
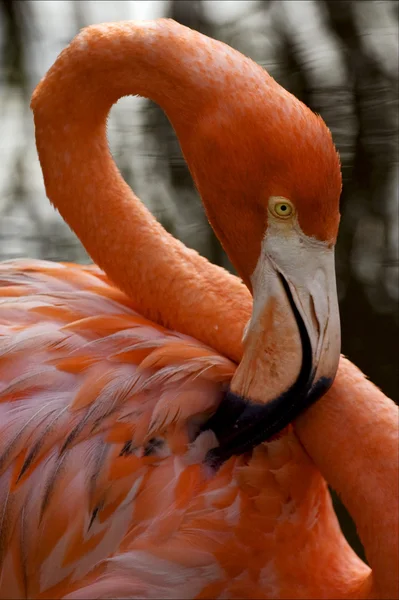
0,0,398,562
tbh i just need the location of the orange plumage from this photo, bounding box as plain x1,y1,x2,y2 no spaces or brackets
0,19,398,600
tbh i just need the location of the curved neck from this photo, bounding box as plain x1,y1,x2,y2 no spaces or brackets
31,20,252,363
295,358,399,598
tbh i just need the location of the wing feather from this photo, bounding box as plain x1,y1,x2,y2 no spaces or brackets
0,259,235,597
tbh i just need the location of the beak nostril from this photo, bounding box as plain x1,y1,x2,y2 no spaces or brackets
309,294,320,338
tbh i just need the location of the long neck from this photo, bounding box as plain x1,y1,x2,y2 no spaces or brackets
296,358,398,599
31,20,252,363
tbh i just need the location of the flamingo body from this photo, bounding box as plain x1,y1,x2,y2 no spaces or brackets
0,260,368,599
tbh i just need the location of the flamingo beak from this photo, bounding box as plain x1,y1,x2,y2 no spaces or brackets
204,229,341,466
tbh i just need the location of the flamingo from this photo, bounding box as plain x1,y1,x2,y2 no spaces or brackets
0,19,397,600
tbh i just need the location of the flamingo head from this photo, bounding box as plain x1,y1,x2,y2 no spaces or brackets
175,55,342,463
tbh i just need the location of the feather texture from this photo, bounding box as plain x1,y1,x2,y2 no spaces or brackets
0,260,370,599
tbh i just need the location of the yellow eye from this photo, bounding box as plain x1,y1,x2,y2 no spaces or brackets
272,201,293,218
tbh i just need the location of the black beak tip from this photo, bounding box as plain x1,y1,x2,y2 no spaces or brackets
203,376,334,468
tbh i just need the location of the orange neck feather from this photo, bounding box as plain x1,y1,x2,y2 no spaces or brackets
31,20,252,363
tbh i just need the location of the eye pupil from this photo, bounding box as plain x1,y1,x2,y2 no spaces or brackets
280,205,287,211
